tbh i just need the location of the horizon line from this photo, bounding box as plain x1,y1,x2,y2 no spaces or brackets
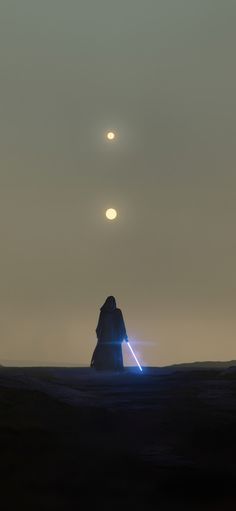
1,359,236,368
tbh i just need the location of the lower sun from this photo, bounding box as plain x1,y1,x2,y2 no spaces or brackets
106,208,117,220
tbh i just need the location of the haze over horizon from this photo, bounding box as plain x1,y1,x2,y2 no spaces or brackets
0,1,235,367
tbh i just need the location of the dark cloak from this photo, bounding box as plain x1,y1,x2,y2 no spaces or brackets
90,297,128,371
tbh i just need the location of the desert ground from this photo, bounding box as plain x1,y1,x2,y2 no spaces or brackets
0,362,236,510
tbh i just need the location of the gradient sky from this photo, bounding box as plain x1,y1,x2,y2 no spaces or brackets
0,0,235,366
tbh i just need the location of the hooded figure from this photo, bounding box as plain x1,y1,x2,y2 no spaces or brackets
90,296,128,371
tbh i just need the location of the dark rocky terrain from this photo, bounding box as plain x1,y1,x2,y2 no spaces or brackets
0,363,236,510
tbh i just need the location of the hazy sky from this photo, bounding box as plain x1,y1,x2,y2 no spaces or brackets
0,0,235,366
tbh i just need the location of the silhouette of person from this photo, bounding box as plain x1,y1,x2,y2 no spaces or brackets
90,296,128,371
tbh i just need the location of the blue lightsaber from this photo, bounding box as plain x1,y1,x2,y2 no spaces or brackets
127,342,143,372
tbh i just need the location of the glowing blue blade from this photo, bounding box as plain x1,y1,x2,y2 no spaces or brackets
127,342,143,372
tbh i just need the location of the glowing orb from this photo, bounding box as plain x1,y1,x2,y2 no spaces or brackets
105,208,117,220
107,131,115,140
